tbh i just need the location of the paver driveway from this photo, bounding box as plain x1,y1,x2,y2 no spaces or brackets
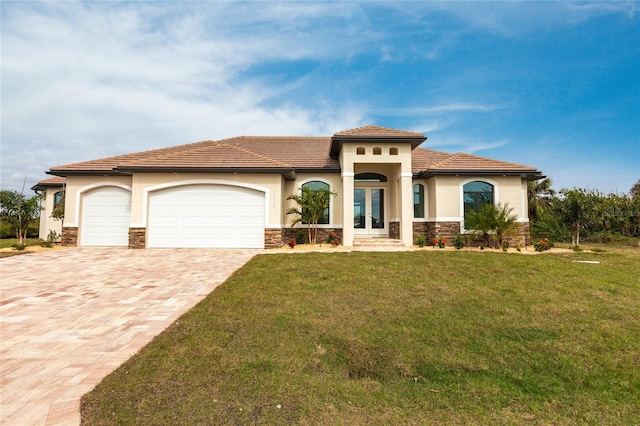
1,248,258,425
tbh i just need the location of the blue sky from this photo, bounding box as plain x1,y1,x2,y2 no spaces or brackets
2,1,638,194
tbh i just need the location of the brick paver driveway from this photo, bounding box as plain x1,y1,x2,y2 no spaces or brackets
1,248,258,425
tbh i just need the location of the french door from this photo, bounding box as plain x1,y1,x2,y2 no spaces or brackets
354,187,386,236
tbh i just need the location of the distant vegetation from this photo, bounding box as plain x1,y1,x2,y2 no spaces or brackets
529,178,640,246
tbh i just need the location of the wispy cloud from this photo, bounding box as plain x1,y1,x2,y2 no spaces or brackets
426,136,509,154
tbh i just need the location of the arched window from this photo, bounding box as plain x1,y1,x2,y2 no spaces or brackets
54,191,63,208
413,184,425,218
354,173,387,182
463,181,494,227
356,147,365,155
373,147,382,155
389,147,398,155
301,181,330,224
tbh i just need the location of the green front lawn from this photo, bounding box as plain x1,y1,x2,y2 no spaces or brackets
81,250,640,425
0,237,42,248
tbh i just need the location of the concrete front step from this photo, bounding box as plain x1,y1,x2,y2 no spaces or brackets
353,238,406,247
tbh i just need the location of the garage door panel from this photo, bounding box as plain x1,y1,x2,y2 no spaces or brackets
148,185,265,248
81,187,131,247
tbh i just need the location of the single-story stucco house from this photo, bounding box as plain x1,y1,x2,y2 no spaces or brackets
34,125,544,248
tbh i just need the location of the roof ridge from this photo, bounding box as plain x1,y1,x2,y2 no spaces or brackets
222,142,293,168
428,152,458,168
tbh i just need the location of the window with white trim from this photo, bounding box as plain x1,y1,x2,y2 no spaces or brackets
463,181,494,227
301,181,330,224
413,184,425,218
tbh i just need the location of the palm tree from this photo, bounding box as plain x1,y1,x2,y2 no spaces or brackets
465,204,497,248
466,203,517,248
528,178,555,222
493,203,518,248
286,186,336,244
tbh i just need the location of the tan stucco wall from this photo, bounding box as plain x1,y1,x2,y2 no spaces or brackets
429,175,528,221
282,173,344,228
38,187,63,240
62,175,133,227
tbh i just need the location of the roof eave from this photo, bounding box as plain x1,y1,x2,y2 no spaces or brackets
114,166,301,180
46,170,131,177
419,169,545,180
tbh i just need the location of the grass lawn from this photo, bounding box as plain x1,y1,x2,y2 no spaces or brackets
81,249,639,425
0,238,45,258
0,237,42,248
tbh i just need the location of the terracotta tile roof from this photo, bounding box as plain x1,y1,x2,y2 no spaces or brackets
334,125,425,138
427,152,538,172
49,136,338,174
32,176,66,190
47,127,540,178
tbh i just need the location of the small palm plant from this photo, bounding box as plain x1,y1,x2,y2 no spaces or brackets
287,186,337,245
465,203,517,249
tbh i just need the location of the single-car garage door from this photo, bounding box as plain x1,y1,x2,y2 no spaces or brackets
147,185,265,248
81,186,131,246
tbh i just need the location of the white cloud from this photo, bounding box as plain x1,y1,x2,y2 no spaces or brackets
1,2,371,190
425,136,509,154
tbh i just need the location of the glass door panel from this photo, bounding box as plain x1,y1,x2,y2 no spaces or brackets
371,188,384,229
354,187,386,235
354,188,366,229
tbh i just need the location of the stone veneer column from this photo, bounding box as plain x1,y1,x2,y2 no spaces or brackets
128,228,146,249
61,227,78,247
432,222,461,246
264,228,284,249
389,221,400,239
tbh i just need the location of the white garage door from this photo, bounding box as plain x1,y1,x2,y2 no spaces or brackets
147,185,265,248
81,186,131,246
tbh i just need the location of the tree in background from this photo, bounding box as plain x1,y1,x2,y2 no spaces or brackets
555,189,598,247
287,186,337,245
631,179,640,199
527,178,555,222
0,190,41,244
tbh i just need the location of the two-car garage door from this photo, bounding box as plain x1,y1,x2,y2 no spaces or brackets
147,185,265,248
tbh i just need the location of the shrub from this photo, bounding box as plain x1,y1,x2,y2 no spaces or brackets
533,238,551,252
501,241,510,252
415,235,427,248
296,230,305,245
40,240,53,248
12,243,26,251
47,229,61,243
453,235,465,250
434,237,446,248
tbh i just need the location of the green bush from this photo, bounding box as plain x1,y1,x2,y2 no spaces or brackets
295,230,305,245
453,235,465,249
415,235,427,248
533,238,552,252
12,243,26,251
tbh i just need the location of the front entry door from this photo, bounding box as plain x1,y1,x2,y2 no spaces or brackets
354,188,386,235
